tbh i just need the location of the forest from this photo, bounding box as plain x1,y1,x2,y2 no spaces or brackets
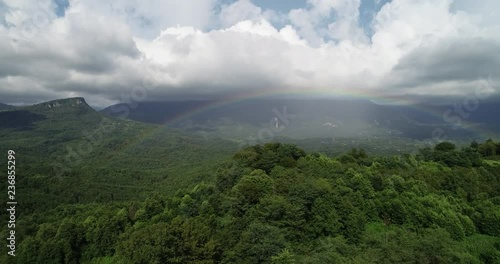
3,140,499,264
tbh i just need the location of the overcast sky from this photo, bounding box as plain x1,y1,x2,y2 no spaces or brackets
0,0,499,107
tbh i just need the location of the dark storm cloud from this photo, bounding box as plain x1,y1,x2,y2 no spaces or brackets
389,38,500,89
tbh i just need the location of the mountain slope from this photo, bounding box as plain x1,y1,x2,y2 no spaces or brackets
101,99,499,141
0,97,237,214
11,142,500,263
0,102,14,111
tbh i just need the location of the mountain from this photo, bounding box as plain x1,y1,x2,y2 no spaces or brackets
0,97,93,130
0,97,237,214
101,99,500,141
0,102,14,110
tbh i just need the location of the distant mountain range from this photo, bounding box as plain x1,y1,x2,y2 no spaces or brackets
1,96,498,155
100,99,500,141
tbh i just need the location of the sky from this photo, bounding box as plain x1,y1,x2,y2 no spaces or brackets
0,0,499,107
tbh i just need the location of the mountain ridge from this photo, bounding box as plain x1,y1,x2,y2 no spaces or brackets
100,99,500,141
0,102,14,111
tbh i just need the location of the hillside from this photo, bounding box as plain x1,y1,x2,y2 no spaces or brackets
0,98,237,214
0,102,14,111
8,142,500,263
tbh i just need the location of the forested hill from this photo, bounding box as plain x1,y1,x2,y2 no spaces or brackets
10,142,500,263
0,97,238,214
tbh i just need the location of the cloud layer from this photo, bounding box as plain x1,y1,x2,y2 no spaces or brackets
0,0,499,107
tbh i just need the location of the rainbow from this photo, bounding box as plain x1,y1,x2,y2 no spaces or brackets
116,88,497,153
156,88,420,127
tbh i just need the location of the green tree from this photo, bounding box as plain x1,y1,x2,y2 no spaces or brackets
308,196,342,237
232,170,274,205
435,142,456,152
272,249,296,264
478,141,497,157
233,222,286,264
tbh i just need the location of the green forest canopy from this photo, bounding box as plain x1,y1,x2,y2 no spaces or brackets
5,140,500,264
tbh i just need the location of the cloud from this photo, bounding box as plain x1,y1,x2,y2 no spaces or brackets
390,38,500,88
288,0,367,45
70,0,218,39
0,0,499,107
219,0,263,27
379,41,500,101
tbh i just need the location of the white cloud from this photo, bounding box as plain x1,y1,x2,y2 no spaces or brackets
69,0,218,38
0,0,499,107
219,0,262,27
2,0,56,27
289,0,367,45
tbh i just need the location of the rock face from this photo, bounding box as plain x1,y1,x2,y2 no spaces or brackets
41,97,90,109
23,97,96,118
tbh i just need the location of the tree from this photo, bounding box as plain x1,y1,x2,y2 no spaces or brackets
232,170,274,205
470,140,479,150
117,223,179,264
272,249,296,264
252,195,305,240
55,218,84,263
478,141,497,157
233,222,286,264
417,147,433,161
143,192,165,219
309,196,342,237
434,142,456,152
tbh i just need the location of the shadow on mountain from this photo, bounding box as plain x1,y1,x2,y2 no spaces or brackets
0,110,46,130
